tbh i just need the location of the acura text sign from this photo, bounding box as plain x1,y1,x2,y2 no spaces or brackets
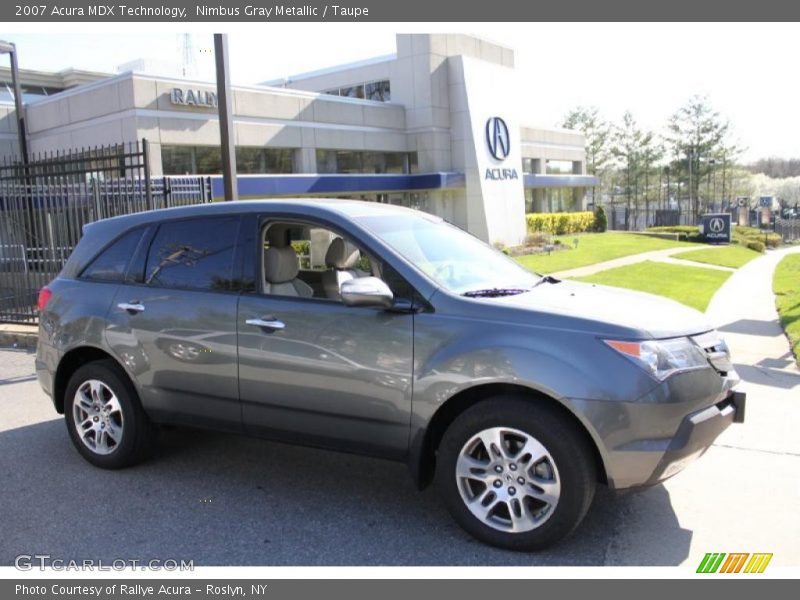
700,213,732,243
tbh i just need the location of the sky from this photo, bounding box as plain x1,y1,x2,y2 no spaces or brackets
2,23,798,162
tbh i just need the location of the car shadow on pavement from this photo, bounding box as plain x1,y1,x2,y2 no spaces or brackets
734,362,800,390
0,421,692,567
718,318,781,337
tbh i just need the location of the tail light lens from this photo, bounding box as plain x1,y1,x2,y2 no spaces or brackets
37,287,52,312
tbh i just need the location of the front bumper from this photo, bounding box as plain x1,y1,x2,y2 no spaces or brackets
643,389,745,485
575,367,746,490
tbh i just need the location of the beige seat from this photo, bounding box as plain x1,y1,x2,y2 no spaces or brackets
322,237,366,300
263,225,313,298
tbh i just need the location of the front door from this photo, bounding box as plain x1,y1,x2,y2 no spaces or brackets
237,217,414,458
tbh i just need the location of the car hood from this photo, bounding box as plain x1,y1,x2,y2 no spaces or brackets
488,279,713,339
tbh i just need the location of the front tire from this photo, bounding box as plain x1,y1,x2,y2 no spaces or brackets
64,359,156,469
435,396,596,551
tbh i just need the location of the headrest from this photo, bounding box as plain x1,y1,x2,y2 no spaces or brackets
267,225,290,247
264,246,299,284
325,237,360,269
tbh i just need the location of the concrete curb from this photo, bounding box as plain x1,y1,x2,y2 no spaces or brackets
0,326,38,351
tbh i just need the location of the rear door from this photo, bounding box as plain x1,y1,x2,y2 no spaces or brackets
105,216,243,430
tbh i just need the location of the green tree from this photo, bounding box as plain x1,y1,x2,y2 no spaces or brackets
664,95,731,218
561,106,612,205
611,111,651,227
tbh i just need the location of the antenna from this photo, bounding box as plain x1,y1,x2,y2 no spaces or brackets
180,33,197,78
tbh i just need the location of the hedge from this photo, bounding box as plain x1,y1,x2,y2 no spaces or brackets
525,211,596,236
646,225,781,249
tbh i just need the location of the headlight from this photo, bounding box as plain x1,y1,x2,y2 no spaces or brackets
604,337,709,381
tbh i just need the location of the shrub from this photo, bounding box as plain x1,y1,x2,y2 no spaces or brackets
524,232,551,247
525,211,595,236
746,240,766,253
646,226,703,242
593,205,608,232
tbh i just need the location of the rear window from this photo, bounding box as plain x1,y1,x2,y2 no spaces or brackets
144,217,239,291
81,228,145,282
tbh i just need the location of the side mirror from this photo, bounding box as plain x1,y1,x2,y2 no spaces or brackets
340,277,394,309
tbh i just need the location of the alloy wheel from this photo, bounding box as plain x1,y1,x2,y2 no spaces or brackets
455,426,560,533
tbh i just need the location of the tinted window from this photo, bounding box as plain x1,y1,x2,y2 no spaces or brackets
81,228,144,282
145,217,239,291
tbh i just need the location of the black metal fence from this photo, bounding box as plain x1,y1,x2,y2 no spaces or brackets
0,140,212,325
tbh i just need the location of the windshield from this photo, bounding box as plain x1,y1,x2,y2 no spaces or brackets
358,212,540,295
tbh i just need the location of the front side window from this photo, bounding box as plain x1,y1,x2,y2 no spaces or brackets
81,228,145,282
144,217,239,291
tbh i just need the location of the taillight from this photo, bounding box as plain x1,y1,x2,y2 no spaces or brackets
37,287,52,312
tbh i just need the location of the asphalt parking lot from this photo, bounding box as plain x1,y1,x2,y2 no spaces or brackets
0,341,798,567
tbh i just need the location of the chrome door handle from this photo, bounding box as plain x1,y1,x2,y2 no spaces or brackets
246,317,285,330
117,302,145,313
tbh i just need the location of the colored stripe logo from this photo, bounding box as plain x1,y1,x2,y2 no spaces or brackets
697,553,773,573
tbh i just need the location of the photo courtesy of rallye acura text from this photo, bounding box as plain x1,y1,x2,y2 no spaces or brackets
35,199,746,551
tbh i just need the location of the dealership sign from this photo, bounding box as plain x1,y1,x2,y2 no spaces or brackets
700,213,732,243
484,116,519,181
170,88,218,108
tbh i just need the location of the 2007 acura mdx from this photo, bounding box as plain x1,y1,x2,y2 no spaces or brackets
36,199,745,550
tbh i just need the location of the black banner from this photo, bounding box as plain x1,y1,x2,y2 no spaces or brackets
4,0,800,22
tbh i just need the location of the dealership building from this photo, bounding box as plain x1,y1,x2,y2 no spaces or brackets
0,33,595,245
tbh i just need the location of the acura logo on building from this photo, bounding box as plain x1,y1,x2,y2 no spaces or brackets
709,218,725,233
486,117,510,161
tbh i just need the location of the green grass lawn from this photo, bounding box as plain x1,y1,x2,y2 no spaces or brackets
575,260,731,312
514,232,698,274
673,245,762,269
773,254,800,367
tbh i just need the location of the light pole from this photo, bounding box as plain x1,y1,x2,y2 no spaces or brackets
709,158,716,209
0,40,29,163
214,33,238,201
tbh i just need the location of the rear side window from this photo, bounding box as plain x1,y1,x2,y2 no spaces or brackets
81,228,145,282
144,217,239,291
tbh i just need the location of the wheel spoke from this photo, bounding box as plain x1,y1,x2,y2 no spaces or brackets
89,380,104,404
105,425,121,444
77,388,93,413
456,455,492,482
104,394,122,416
508,498,538,532
477,428,508,459
517,437,549,465
524,477,560,507
470,488,501,522
79,417,94,431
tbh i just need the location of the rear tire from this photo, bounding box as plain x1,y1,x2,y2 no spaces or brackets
64,359,156,469
435,396,596,551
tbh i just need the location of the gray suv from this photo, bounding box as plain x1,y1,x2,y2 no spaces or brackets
35,199,745,550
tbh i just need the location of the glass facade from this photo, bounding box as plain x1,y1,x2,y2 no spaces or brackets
322,79,391,102
316,150,417,174
161,145,295,175
525,188,584,213
545,159,575,174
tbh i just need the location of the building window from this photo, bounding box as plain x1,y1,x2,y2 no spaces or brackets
365,80,390,102
236,148,295,174
546,160,575,174
320,79,391,103
162,145,295,175
316,150,417,174
339,84,365,100
522,158,541,174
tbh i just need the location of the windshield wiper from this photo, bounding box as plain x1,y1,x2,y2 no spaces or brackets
530,275,561,289
462,287,529,298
